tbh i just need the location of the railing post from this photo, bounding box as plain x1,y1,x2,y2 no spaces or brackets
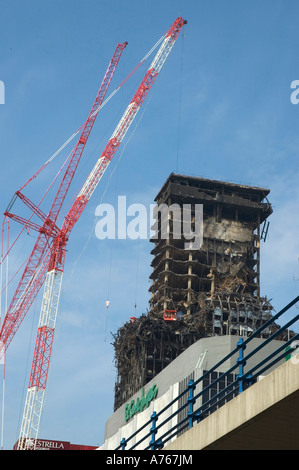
187,379,196,428
120,437,127,450
194,409,201,424
245,372,253,387
149,411,162,450
237,338,246,393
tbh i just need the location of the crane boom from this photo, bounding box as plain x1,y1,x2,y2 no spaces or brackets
43,42,128,227
62,17,187,238
0,42,127,360
16,17,186,450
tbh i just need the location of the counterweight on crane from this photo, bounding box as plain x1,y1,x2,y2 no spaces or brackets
1,17,187,450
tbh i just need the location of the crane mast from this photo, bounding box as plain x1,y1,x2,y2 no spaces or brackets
15,16,186,450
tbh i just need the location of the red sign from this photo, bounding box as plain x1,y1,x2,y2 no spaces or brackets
13,438,97,450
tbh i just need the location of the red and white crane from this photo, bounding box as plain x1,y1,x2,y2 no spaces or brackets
0,17,187,450
0,42,128,356
1,40,128,450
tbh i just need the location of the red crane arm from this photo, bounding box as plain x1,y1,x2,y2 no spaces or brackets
0,246,52,353
16,18,187,449
2,213,58,237
44,42,127,227
13,191,49,226
61,17,187,239
0,43,127,355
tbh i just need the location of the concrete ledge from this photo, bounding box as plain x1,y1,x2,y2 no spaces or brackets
165,358,299,450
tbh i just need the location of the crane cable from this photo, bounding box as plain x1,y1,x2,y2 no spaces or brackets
0,219,9,451
0,350,5,450
176,28,185,173
134,237,140,314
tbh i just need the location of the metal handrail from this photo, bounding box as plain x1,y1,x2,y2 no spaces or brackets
115,295,299,450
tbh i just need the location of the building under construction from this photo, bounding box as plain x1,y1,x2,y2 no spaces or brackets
112,173,282,411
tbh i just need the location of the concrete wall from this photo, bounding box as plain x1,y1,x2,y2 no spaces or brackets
98,383,180,450
165,357,299,450
98,335,287,450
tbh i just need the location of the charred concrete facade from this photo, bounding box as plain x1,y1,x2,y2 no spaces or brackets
113,174,277,411
149,173,273,327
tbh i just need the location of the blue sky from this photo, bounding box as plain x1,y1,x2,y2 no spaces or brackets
1,0,299,450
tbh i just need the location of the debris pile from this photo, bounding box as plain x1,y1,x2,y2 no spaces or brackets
112,311,206,411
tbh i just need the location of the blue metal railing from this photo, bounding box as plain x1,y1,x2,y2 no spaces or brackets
115,296,299,450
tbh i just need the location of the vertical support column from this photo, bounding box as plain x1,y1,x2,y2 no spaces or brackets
256,211,261,298
18,268,63,450
150,411,158,450
18,387,45,450
237,338,246,394
120,437,127,450
164,248,170,312
187,252,192,315
149,411,162,450
187,379,195,428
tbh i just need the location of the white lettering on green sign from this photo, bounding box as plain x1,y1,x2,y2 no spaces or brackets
125,384,158,422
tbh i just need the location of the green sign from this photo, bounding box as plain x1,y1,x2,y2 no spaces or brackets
125,384,158,422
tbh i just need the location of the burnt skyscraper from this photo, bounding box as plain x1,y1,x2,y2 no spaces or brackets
113,173,277,410
149,173,273,329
